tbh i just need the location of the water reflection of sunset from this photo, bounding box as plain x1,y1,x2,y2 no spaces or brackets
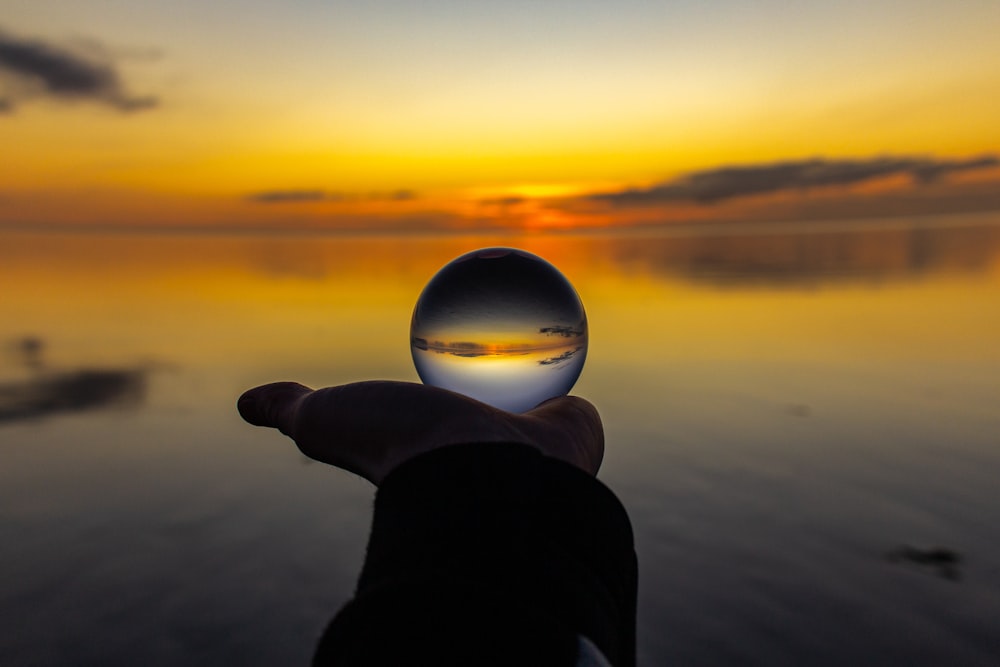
3,216,999,378
3,215,1000,665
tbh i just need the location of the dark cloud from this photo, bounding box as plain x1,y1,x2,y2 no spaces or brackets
0,28,157,112
480,196,526,207
538,347,583,366
909,157,998,183
247,189,328,203
590,155,1000,207
539,325,585,338
388,189,417,201
246,189,417,204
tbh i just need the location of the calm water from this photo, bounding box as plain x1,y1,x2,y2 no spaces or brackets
2,214,999,665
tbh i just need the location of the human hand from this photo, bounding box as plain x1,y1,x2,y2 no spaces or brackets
237,381,603,485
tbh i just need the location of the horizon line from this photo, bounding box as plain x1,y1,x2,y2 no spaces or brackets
0,208,999,240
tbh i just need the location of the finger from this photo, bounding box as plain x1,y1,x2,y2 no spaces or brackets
522,395,604,475
237,382,313,435
525,395,603,440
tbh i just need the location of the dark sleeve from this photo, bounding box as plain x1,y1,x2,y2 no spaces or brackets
313,442,637,667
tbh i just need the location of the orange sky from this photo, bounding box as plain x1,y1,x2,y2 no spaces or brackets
2,1,999,231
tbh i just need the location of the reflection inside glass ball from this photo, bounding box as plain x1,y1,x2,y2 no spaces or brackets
410,247,588,413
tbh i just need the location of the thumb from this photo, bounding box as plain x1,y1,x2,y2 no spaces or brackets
237,381,313,436
521,395,604,475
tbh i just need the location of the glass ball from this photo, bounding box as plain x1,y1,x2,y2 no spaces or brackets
410,247,588,413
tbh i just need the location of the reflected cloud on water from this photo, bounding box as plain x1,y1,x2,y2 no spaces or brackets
1,219,998,665
0,336,149,424
886,545,963,582
227,215,1000,291
608,219,1000,287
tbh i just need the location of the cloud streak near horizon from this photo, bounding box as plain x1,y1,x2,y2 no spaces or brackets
589,156,1000,207
0,27,157,113
246,189,417,203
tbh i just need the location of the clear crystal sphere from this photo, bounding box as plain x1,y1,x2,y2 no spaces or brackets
410,247,588,413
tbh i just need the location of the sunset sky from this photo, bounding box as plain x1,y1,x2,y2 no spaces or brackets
2,0,999,231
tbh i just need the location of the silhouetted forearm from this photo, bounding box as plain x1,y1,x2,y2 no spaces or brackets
314,443,637,666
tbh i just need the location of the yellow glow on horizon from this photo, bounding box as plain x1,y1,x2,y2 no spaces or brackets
4,63,998,199
2,0,999,230
4,226,999,379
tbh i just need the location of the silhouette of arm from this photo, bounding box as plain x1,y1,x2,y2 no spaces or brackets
239,381,636,666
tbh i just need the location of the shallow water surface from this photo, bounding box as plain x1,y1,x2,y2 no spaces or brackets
1,214,999,665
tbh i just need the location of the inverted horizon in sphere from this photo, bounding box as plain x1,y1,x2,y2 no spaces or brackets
410,247,588,413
